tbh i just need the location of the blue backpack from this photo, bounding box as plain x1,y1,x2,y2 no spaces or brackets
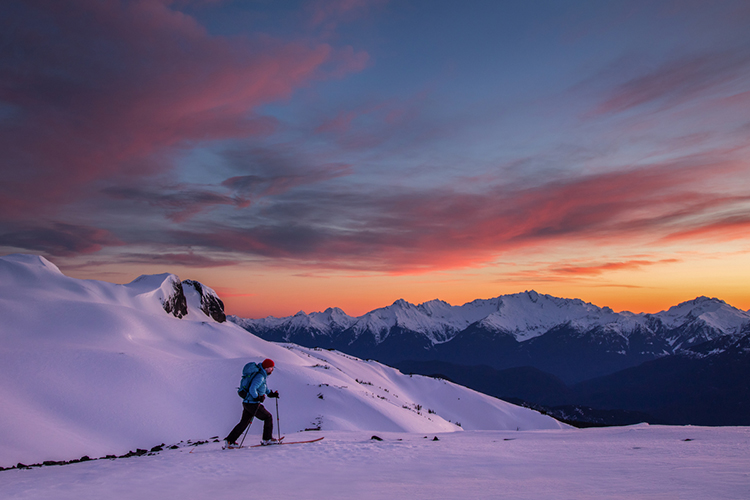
237,362,262,399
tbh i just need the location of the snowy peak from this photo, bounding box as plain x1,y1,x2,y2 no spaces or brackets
416,299,454,317
235,290,635,346
477,291,629,340
0,254,225,323
126,273,187,318
354,298,459,344
0,253,70,291
232,290,750,360
0,253,63,277
652,296,750,334
311,307,356,330
230,306,357,340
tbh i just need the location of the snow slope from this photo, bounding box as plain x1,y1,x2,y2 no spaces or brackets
2,426,748,500
0,254,564,467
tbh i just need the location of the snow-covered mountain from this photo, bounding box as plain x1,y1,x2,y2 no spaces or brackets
231,290,750,383
232,290,750,345
0,254,565,468
235,291,626,344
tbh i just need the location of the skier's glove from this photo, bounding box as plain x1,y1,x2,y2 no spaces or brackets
269,391,279,398
257,395,266,402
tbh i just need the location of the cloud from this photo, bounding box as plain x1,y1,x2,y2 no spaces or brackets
0,0,364,218
10,142,745,269
550,259,681,276
0,223,123,257
590,49,750,116
94,151,353,223
148,151,749,273
102,185,243,223
220,147,353,200
661,213,750,243
4,1,749,276
306,0,388,35
109,251,241,269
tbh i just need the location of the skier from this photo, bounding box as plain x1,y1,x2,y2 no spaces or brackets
223,358,280,448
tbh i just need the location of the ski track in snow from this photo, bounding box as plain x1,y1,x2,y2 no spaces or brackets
2,427,749,499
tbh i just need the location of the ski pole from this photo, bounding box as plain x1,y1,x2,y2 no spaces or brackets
239,403,261,448
275,396,281,442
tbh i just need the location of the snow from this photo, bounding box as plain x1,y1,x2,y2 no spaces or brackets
2,253,749,498
474,292,632,341
655,296,750,333
234,290,750,350
0,254,563,469
2,426,749,499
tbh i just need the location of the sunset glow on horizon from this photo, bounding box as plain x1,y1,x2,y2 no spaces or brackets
2,1,749,318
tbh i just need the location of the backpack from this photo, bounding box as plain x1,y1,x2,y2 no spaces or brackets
237,362,262,399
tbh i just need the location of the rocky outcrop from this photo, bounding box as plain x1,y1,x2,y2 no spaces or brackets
161,278,188,319
182,280,226,323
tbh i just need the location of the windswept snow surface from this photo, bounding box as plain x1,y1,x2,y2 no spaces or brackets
2,426,749,500
0,254,564,468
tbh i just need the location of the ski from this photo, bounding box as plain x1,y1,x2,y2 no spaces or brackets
224,436,284,449
247,436,324,448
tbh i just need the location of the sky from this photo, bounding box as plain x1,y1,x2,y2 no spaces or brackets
1,0,750,318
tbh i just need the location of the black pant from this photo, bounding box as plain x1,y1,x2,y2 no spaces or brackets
226,402,273,443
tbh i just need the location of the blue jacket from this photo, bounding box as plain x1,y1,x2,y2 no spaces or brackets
240,362,271,404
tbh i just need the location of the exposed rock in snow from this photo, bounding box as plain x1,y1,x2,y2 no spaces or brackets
128,274,188,319
183,279,226,323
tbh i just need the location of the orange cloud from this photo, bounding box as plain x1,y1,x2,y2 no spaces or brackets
147,153,748,273
551,259,681,276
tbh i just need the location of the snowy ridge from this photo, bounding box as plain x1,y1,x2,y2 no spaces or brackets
233,290,750,347
238,307,356,337
352,298,463,344
0,255,187,321
473,291,639,341
0,254,564,467
652,296,750,333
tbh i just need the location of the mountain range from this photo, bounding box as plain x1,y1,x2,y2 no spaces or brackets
231,291,750,425
230,291,750,383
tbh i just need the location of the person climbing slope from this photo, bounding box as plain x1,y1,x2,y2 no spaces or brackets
223,358,280,448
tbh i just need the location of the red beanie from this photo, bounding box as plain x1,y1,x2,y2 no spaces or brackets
262,358,275,369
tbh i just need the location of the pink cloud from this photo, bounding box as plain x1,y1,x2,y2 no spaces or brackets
222,162,352,199
661,214,750,243
1,223,124,257
312,93,431,151
315,110,360,134
163,153,748,274
0,0,364,218
590,50,750,116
